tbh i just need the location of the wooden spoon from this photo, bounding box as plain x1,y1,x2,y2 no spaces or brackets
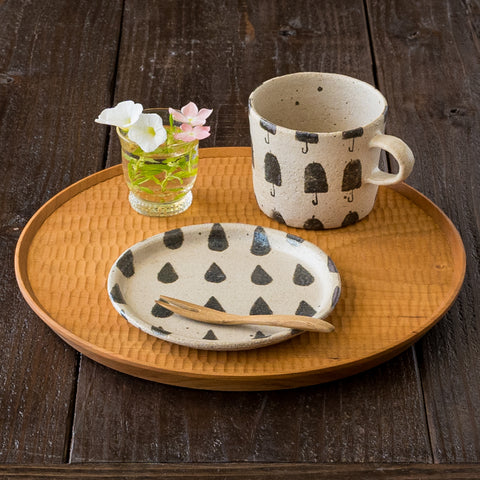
155,295,335,333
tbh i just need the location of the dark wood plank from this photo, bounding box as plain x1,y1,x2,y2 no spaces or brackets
366,0,480,463
71,3,430,464
0,0,122,462
1,463,480,479
105,0,375,167
72,353,430,463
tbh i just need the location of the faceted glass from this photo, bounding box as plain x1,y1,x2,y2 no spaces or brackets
117,108,199,216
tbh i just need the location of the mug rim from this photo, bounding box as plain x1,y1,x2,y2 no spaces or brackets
248,72,388,136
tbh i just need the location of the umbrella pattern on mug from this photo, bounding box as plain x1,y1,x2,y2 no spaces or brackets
342,127,364,152
304,162,329,205
260,118,277,144
254,132,365,228
264,152,281,196
295,131,319,154
342,159,362,202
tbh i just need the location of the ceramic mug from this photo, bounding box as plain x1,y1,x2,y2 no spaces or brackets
248,72,415,229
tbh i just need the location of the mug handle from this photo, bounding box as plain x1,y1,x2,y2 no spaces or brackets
364,134,415,185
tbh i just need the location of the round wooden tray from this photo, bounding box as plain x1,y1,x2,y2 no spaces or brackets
15,147,466,391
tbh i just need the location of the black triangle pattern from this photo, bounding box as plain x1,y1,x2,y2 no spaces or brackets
205,296,225,312
163,228,184,249
250,297,273,315
251,265,273,285
250,226,271,256
116,250,134,278
208,223,229,251
110,284,125,304
204,263,226,283
295,301,316,317
293,264,315,286
151,303,174,318
203,329,218,340
151,325,171,335
157,262,179,283
254,331,270,339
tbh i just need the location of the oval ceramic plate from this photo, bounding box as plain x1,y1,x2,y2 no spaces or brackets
107,223,341,351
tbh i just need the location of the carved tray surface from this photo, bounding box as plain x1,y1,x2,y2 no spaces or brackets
15,147,466,391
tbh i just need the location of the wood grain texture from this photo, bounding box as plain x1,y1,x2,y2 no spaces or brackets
1,463,480,479
71,353,431,463
15,147,464,462
367,0,480,462
71,0,434,463
5,0,476,468
16,147,465,390
106,0,374,160
0,0,123,462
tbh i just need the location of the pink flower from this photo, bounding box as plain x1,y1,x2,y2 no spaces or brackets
174,124,211,142
169,102,213,126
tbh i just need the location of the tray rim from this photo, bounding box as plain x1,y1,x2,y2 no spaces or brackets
14,147,467,390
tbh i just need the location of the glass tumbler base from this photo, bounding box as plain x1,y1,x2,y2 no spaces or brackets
128,191,193,217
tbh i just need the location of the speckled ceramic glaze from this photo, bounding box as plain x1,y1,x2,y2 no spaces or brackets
107,223,341,351
248,72,415,229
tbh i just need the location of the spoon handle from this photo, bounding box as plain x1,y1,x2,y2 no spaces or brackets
156,296,334,333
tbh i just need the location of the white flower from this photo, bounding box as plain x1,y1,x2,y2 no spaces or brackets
127,113,167,152
95,100,143,128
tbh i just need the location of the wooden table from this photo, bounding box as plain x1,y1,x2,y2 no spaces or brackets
1,1,479,478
